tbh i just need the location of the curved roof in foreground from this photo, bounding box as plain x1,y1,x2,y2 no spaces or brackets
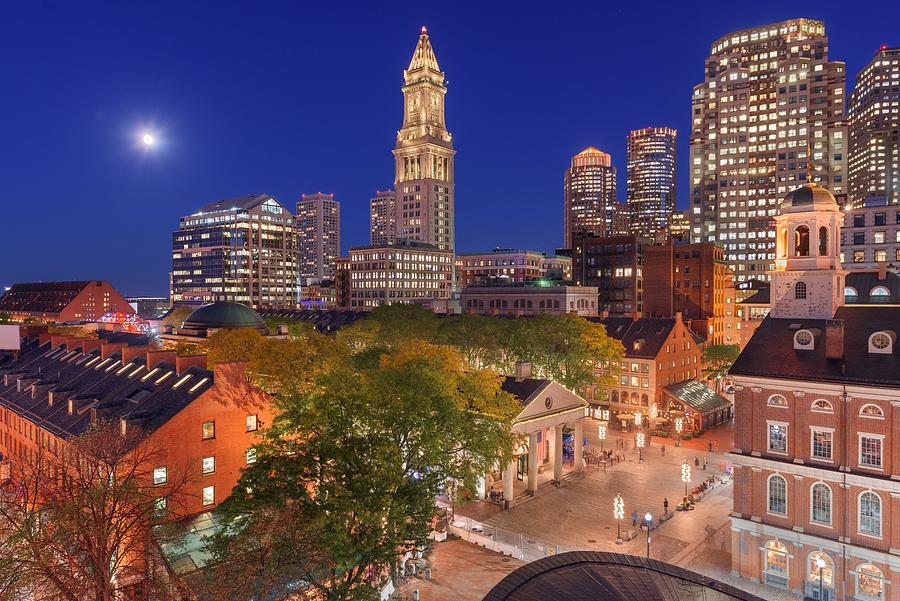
484,552,765,601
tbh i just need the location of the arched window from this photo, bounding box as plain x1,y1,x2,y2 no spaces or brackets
868,331,894,354
795,281,808,299
856,563,884,600
764,540,789,587
859,492,882,537
808,552,834,588
870,286,890,297
795,225,810,257
779,228,788,258
641,393,649,406
845,287,859,302
630,392,639,404
768,394,788,407
611,390,619,404
811,399,833,413
794,329,814,349
818,226,828,256
860,404,885,418
811,483,832,525
768,475,787,515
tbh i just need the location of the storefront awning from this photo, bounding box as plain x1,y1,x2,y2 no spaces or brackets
663,380,731,416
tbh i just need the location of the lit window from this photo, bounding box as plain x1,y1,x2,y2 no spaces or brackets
857,563,884,599
764,540,788,588
860,404,884,418
811,399,833,413
202,456,215,475
153,466,167,485
202,486,215,506
202,421,215,440
767,394,788,407
808,552,833,588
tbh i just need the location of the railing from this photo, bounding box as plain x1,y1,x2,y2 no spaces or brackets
448,514,565,562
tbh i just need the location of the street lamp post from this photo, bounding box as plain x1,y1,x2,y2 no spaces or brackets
681,460,692,499
644,512,653,558
613,492,624,544
598,422,607,451
816,556,826,600
636,431,645,463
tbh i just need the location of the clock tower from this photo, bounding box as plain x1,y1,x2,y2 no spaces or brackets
393,27,456,251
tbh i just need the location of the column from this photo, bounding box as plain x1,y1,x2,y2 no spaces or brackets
527,432,539,493
503,461,515,505
574,419,584,473
553,424,563,480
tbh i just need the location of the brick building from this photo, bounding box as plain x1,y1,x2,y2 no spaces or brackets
572,235,652,318
460,283,599,317
0,329,273,518
841,202,900,269
585,313,704,424
455,248,572,288
644,242,735,344
0,281,133,323
729,182,900,600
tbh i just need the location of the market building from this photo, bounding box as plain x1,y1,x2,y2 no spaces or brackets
729,181,900,600
460,283,599,317
0,280,133,323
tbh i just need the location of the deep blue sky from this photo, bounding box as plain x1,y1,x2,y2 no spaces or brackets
2,1,898,296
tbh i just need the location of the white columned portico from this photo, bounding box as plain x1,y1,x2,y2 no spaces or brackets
574,419,584,472
553,424,564,480
527,431,539,493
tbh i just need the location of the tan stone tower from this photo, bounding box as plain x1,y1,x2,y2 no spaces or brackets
393,26,455,251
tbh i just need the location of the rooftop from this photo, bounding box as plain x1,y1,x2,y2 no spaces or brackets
0,281,97,314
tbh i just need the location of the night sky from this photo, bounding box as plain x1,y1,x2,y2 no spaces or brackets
2,1,898,296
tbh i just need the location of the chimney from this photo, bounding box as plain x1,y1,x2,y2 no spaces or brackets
100,341,127,359
825,319,844,360
50,335,70,349
81,340,103,354
66,338,93,352
675,311,683,323
878,262,887,281
176,355,208,375
145,350,177,370
514,361,532,382
120,345,150,366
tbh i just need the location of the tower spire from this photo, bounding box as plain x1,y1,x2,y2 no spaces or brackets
407,26,441,74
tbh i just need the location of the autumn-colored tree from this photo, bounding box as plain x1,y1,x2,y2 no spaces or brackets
160,306,194,328
199,341,520,601
336,304,438,351
0,421,194,601
702,343,741,390
46,324,99,339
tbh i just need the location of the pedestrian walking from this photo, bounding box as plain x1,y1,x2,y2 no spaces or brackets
703,458,708,470
708,441,713,452
632,510,638,527
714,440,719,452
720,531,727,551
661,444,666,456
663,498,669,515
694,456,700,467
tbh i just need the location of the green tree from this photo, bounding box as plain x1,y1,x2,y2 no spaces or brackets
337,304,438,351
702,343,741,390
0,312,11,324
160,306,193,328
435,313,507,370
199,340,520,601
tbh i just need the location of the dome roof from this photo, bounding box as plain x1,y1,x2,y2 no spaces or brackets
182,302,267,333
781,182,838,212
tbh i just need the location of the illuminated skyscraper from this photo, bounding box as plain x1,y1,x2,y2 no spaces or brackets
689,18,847,281
849,46,900,207
564,147,617,248
626,127,677,238
393,27,455,251
369,189,397,245
296,192,340,283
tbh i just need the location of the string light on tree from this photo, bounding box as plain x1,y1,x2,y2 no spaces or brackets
681,459,692,497
636,431,645,462
598,422,607,450
613,492,625,543
634,412,642,427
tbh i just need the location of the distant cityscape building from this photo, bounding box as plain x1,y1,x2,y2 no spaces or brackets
343,239,453,309
126,296,171,320
690,18,847,282
455,248,572,288
564,147,617,248
669,209,691,242
296,192,340,283
841,202,900,268
572,235,651,318
171,194,297,309
644,242,736,344
393,28,455,251
0,281,132,323
461,283,599,317
626,127,677,238
848,47,900,208
369,189,397,245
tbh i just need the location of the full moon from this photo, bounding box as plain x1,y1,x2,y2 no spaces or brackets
142,133,154,146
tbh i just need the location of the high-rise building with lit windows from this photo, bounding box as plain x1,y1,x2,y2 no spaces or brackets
689,18,847,282
848,46,900,208
627,127,677,238
296,192,340,283
393,27,455,251
171,194,298,308
369,189,397,245
564,146,617,249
